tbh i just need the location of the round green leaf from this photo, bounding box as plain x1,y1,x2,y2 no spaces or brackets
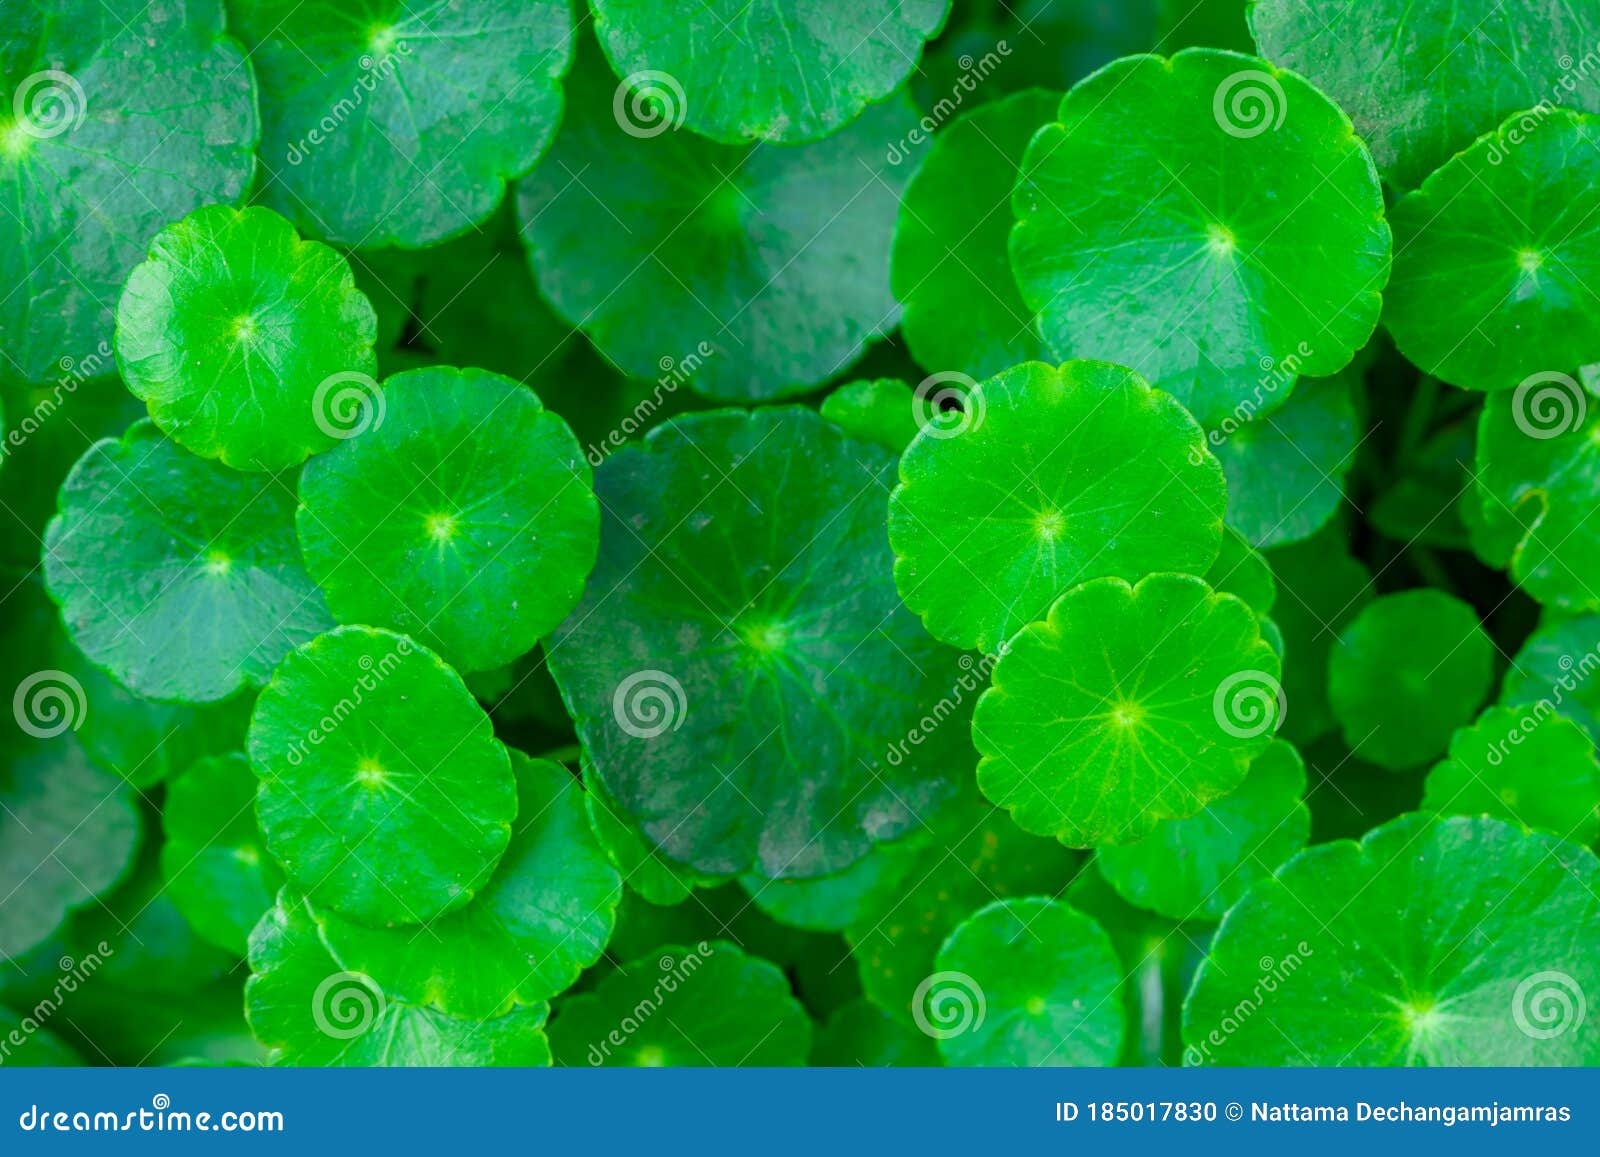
591,0,950,143
843,794,1079,1022
297,366,599,674
1212,369,1360,548
1475,376,1600,610
116,205,378,472
891,89,1057,379
314,752,621,1017
973,573,1281,846
1010,48,1390,427
518,58,917,402
43,421,334,703
246,890,550,1066
889,361,1227,653
1249,0,1600,189
547,407,966,880
232,0,573,248
1097,738,1310,923
0,737,140,961
247,626,516,926
932,897,1124,1066
548,941,811,1066
1265,527,1373,745
161,753,283,956
1425,704,1600,843
819,379,920,455
1328,590,1494,770
583,757,727,907
1185,813,1600,1065
0,0,256,387
1384,111,1600,393
812,997,939,1066
1502,612,1600,743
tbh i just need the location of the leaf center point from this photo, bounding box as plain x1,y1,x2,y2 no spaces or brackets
1205,223,1236,258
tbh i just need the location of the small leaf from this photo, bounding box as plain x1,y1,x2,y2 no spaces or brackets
819,379,921,455
116,206,378,472
297,366,599,674
973,573,1280,846
248,626,516,926
1011,48,1390,427
889,361,1226,653
315,752,622,1017
1384,111,1600,393
44,422,332,703
246,890,550,1066
932,897,1124,1066
1328,590,1494,770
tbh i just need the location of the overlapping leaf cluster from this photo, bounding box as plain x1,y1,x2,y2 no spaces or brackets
2,0,1599,1071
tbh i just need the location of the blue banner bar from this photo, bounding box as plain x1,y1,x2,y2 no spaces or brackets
3,1067,1596,1154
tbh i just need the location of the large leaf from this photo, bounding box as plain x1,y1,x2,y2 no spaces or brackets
547,407,967,880
1010,48,1390,427
0,0,255,387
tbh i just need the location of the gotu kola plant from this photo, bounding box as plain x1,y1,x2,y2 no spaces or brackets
0,0,1597,1074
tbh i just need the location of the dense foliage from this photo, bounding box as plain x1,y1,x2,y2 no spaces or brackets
2,0,1598,1070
